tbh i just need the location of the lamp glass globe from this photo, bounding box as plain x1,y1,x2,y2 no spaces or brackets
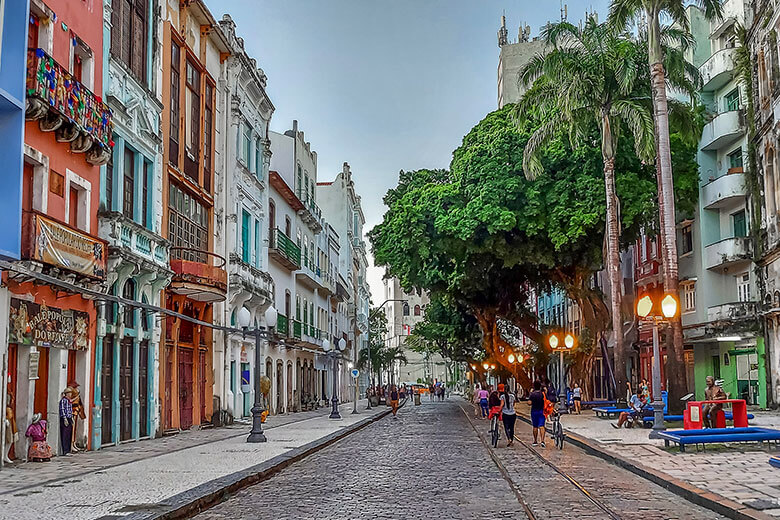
338,338,347,351
548,334,559,349
322,339,331,352
264,306,278,328
482,362,489,370
237,306,251,328
564,334,575,349
508,354,516,364
661,294,678,319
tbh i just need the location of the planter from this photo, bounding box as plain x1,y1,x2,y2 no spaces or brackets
369,396,380,407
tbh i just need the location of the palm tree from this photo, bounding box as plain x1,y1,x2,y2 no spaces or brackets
379,346,408,386
517,16,656,397
610,0,722,406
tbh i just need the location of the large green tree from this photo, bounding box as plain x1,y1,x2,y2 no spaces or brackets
370,105,658,386
517,17,656,395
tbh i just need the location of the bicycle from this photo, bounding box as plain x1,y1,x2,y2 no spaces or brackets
549,408,565,449
490,413,500,448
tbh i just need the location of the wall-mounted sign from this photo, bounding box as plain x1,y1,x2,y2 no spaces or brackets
28,350,40,380
240,346,248,363
9,298,89,350
29,213,106,279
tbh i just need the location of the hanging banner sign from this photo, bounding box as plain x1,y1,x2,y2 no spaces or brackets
9,298,90,350
29,213,106,279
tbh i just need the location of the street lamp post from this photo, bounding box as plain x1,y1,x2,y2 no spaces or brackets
548,332,576,401
238,305,277,443
636,293,679,436
323,337,346,419
366,298,407,410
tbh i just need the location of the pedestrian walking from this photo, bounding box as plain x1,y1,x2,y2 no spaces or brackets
529,380,546,447
500,384,517,447
59,387,74,456
390,385,400,417
572,383,582,414
477,385,489,418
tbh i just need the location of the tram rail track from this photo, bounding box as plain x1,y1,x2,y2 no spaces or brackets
458,401,622,520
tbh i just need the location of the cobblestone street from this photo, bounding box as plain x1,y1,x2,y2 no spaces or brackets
197,399,727,520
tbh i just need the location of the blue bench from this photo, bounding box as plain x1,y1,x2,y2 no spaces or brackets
581,400,616,408
642,412,754,426
658,427,780,452
770,456,780,469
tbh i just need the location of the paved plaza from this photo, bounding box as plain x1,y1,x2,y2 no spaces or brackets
198,399,727,520
525,404,780,517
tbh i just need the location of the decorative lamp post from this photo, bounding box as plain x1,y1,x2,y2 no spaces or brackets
324,338,347,419
636,292,679,436
239,305,277,443
548,332,576,400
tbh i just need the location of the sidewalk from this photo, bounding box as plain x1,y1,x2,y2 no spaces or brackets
516,403,780,518
0,400,388,520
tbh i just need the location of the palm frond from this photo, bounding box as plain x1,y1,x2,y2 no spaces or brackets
611,99,655,161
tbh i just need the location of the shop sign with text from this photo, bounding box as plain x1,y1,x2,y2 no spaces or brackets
9,298,89,350
29,213,106,279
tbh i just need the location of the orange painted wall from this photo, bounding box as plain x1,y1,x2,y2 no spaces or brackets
25,0,104,233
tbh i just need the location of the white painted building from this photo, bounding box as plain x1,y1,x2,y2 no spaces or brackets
212,14,275,422
383,277,447,385
318,163,372,395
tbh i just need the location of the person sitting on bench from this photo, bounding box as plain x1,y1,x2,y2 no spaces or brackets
703,376,727,428
612,393,646,429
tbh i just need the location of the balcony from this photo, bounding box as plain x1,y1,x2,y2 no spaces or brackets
707,301,757,322
168,247,227,302
352,236,366,254
99,211,169,271
228,252,273,303
269,228,301,271
700,110,745,151
21,211,107,280
704,236,752,271
298,198,323,233
702,172,747,209
25,49,113,165
699,48,737,92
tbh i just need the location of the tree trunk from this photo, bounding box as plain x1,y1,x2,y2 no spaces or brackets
601,111,627,400
648,10,688,412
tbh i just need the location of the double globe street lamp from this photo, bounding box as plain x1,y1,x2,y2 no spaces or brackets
635,292,679,435
322,337,347,419
237,305,278,443
548,332,577,400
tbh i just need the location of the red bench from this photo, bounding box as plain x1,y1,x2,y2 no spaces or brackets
684,399,748,430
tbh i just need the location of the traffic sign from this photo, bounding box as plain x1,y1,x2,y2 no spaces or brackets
350,368,359,379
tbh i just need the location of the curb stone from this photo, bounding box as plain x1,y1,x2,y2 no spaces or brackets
113,409,392,520
514,411,774,520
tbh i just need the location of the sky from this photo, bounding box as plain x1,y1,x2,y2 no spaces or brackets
204,0,611,304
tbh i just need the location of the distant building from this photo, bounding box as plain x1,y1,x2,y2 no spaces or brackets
382,277,447,385
497,15,546,108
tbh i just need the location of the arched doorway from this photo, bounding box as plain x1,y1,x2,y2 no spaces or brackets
265,358,273,414
276,361,284,414
286,362,293,413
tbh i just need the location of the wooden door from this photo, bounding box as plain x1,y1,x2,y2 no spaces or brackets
67,350,76,385
198,349,206,425
33,347,49,416
101,335,114,445
69,187,79,229
119,338,133,441
164,344,174,430
138,340,148,437
178,348,193,429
